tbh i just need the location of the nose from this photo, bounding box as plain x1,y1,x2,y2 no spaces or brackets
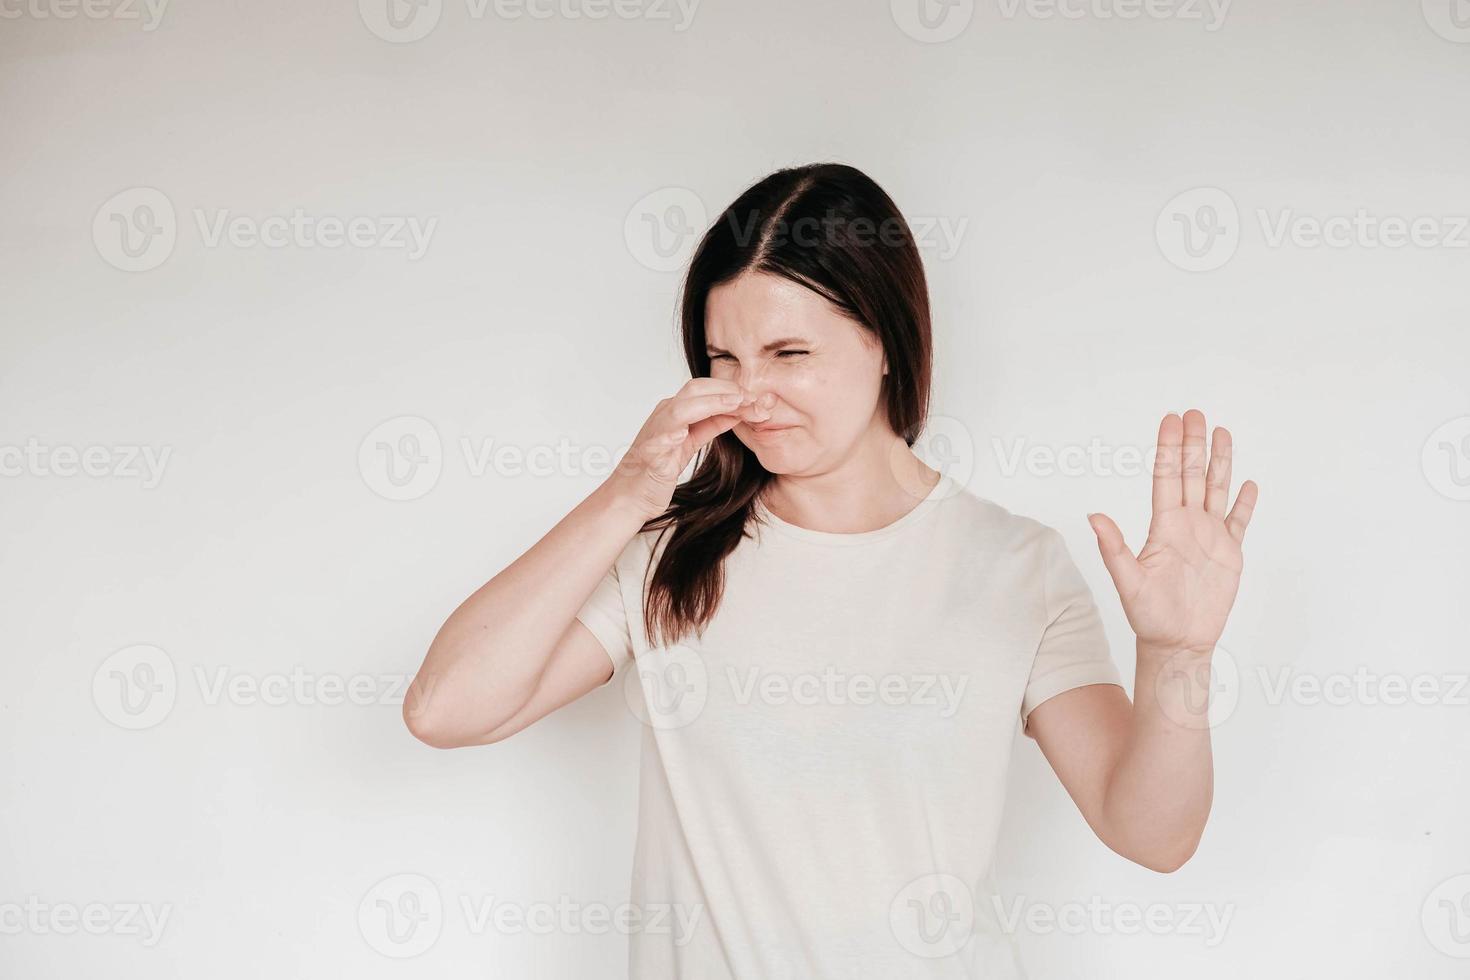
734,363,777,419
734,358,766,393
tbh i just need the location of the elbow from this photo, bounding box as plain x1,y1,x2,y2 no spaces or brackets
403,698,462,749
1136,851,1193,875
1099,818,1203,874
402,675,484,749
1128,835,1202,874
401,672,518,749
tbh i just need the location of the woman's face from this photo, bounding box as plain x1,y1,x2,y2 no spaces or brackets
704,271,888,475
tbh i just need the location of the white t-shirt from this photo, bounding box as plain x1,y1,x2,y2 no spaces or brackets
575,472,1124,979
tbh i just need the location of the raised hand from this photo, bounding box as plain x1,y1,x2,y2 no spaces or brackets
608,378,776,521
1086,410,1258,656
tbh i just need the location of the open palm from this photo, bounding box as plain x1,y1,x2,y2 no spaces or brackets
1088,410,1259,654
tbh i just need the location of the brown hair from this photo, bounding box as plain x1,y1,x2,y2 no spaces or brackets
638,162,933,647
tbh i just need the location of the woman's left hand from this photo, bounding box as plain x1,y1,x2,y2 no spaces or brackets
1086,409,1259,657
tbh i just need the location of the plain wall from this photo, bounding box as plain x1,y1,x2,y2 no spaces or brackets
2,0,1468,976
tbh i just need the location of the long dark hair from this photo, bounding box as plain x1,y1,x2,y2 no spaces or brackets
638,162,933,648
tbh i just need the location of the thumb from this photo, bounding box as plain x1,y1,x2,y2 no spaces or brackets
1087,512,1142,599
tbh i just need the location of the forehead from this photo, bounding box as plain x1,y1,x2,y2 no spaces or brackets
705,272,851,346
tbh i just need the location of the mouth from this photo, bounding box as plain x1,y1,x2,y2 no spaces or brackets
746,422,796,439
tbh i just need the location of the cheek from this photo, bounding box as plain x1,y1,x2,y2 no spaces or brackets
779,360,880,425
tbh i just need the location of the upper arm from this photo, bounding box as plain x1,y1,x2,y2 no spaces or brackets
471,561,634,745
1025,682,1132,832
471,617,620,745
1018,526,1131,826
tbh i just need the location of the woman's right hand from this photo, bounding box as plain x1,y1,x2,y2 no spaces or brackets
607,378,776,521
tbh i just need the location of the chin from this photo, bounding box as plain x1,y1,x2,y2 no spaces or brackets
741,441,809,474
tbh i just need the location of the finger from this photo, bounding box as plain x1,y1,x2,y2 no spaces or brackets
1225,479,1258,543
678,377,744,398
644,425,690,480
1087,512,1143,599
685,411,742,451
1204,425,1233,518
668,392,750,426
1152,412,1184,514
1181,408,1208,509
739,391,776,424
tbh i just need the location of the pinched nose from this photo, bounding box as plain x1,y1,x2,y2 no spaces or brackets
738,390,778,423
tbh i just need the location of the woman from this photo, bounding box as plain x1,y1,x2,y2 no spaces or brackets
403,163,1259,977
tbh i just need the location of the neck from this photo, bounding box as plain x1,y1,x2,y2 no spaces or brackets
761,425,942,534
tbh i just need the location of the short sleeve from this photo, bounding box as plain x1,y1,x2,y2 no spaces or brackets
1020,527,1125,737
575,561,633,686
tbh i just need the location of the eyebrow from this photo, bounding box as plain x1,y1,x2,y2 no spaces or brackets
705,337,811,355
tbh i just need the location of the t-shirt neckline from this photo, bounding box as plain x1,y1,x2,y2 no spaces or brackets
752,472,954,547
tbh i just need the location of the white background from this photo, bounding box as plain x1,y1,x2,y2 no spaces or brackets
2,0,1468,976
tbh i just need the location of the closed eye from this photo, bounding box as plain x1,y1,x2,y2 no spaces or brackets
708,350,809,360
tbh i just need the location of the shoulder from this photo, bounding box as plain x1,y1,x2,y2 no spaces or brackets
611,522,675,583
935,478,1066,560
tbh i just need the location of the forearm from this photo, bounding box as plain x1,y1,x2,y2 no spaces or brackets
1098,641,1216,872
405,480,648,740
